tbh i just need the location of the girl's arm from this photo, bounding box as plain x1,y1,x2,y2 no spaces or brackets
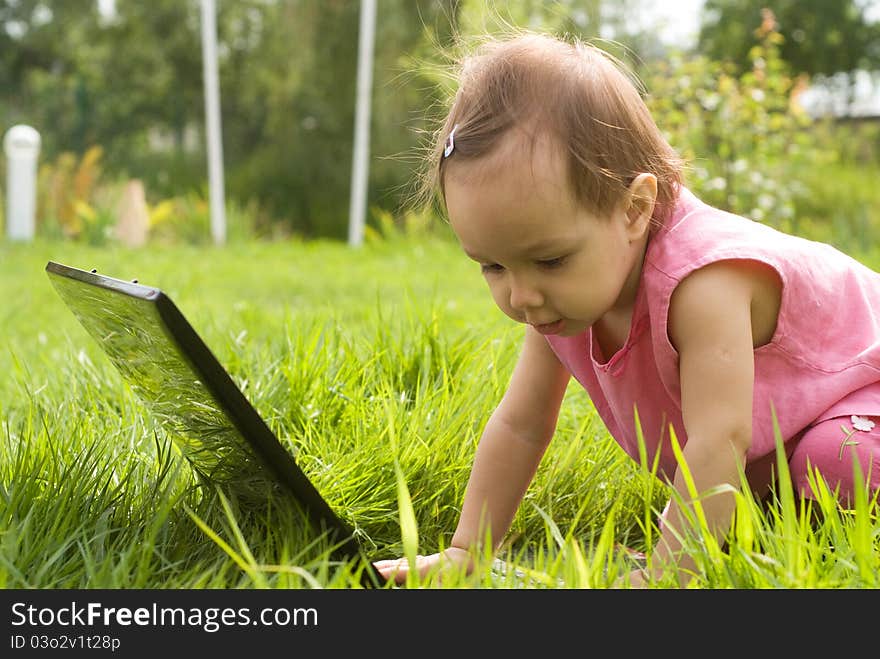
649,260,759,585
451,325,571,553
375,325,570,581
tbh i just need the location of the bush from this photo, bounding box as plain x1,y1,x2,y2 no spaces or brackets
643,10,832,233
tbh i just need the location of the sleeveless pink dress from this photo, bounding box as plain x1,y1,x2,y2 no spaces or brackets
545,187,880,490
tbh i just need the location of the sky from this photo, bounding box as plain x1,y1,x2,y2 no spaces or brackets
638,0,704,48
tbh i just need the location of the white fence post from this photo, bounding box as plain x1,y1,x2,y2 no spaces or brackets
348,0,377,247
200,0,227,246
3,124,41,242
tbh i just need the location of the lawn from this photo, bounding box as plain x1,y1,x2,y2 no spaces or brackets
1,236,878,588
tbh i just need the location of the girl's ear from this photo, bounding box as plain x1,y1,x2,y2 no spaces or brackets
624,173,658,241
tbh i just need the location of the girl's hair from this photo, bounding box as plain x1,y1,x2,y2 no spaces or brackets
421,31,685,225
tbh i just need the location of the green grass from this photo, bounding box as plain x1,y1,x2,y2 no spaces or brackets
1,236,878,588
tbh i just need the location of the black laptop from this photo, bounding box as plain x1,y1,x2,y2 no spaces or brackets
45,260,387,587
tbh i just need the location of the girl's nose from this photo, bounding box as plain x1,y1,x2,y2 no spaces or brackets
508,276,543,311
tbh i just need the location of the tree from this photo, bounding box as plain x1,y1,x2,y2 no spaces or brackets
219,0,461,238
3,0,712,239
698,0,880,99
0,1,103,152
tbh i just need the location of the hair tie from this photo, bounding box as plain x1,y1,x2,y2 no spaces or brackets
443,124,458,159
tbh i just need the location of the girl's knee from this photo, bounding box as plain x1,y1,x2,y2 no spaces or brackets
788,415,880,504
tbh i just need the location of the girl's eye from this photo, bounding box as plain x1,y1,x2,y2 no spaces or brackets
480,263,504,274
537,257,566,269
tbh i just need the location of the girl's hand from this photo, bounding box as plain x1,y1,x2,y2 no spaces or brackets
373,547,472,584
625,568,650,588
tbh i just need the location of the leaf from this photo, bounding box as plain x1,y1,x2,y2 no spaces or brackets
393,459,419,585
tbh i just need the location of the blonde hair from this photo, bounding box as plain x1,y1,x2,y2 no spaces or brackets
421,31,684,224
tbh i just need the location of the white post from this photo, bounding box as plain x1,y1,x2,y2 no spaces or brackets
200,0,227,246
348,0,377,247
3,124,41,242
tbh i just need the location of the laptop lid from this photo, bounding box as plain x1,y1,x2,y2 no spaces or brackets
45,260,384,586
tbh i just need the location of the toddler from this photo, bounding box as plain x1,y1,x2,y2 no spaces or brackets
374,31,880,587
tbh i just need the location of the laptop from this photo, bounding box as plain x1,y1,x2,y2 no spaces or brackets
45,260,388,588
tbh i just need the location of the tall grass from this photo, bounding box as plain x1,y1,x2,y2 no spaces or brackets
1,237,877,588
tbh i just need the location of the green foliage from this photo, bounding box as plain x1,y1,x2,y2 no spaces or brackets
643,15,834,234
2,1,879,243
1,1,460,238
699,1,880,80
784,160,880,250
24,142,264,245
0,1,101,148
363,205,454,244
34,145,104,238
641,12,880,251
453,0,670,62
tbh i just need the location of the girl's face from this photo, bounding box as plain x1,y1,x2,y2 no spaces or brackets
443,133,649,337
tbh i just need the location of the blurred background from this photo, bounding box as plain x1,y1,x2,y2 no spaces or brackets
1,0,879,250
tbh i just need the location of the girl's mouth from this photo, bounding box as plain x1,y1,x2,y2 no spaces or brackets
532,319,565,335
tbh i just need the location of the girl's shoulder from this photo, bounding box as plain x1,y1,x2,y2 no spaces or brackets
648,189,808,283
648,187,880,290
645,190,880,365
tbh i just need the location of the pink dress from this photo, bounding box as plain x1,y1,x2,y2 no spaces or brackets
546,187,880,498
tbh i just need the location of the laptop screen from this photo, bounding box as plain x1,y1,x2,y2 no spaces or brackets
45,261,365,561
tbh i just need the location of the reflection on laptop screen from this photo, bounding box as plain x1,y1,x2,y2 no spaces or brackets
46,261,387,587
49,268,275,499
